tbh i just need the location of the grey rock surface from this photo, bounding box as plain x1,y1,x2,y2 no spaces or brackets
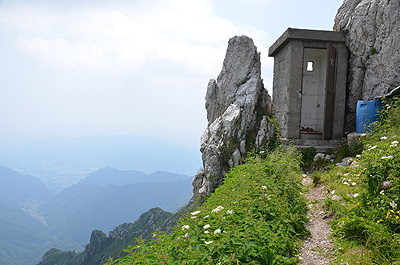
334,0,400,132
193,35,273,202
313,153,335,162
335,157,354,167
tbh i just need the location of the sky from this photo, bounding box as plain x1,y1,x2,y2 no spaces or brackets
0,0,345,149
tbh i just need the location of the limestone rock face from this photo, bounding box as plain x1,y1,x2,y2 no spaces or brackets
334,0,400,132
193,36,273,202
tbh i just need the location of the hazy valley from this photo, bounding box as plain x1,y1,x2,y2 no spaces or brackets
0,136,197,265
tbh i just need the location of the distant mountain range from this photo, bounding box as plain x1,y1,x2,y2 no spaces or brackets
79,166,192,186
0,165,53,205
0,165,193,265
0,166,82,265
37,207,185,265
40,169,193,244
0,135,201,190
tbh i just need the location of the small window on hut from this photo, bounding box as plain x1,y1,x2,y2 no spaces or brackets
307,61,314,72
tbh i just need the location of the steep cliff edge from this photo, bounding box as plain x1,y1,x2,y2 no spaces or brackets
334,0,400,132
192,35,274,202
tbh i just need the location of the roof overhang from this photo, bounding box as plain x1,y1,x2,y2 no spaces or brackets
268,28,346,57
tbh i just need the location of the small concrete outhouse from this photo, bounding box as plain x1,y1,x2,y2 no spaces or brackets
269,28,348,145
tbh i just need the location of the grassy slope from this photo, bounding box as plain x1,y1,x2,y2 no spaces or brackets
111,147,309,264
309,97,400,264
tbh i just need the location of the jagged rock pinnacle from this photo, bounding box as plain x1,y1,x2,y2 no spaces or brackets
192,35,274,202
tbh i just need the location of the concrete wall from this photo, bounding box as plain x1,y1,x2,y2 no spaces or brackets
271,34,348,140
332,42,348,139
272,40,303,139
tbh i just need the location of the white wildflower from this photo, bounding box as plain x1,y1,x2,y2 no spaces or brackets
204,240,213,244
352,182,357,186
226,210,234,214
212,206,224,213
356,155,361,158
368,145,378,151
191,210,201,216
390,201,397,209
203,224,210,229
182,225,189,230
214,229,221,234
331,190,335,195
353,193,359,198
380,190,385,195
381,156,393,159
261,186,267,190
380,136,388,140
204,215,209,219
204,231,210,234
391,140,399,145
343,181,349,185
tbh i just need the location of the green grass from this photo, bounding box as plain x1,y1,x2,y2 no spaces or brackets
308,97,400,264
108,147,309,264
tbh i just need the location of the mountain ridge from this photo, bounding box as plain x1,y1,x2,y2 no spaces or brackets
79,166,192,186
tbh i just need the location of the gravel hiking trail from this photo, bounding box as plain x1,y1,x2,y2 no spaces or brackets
299,174,334,265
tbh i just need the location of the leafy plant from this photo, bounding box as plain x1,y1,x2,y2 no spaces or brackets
335,142,363,161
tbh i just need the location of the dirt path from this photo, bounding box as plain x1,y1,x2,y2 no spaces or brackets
299,174,334,265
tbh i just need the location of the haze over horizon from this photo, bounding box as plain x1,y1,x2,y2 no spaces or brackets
1,0,344,149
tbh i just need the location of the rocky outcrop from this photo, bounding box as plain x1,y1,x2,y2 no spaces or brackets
334,0,400,132
37,207,177,265
192,35,274,202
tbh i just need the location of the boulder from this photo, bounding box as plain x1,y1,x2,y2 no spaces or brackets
336,157,354,167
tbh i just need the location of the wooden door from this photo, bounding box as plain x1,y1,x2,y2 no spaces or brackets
323,43,336,140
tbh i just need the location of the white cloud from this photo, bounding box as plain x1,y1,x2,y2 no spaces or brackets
0,0,274,145
239,0,270,4
3,0,268,76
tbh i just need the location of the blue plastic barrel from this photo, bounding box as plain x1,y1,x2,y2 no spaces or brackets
356,99,383,133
